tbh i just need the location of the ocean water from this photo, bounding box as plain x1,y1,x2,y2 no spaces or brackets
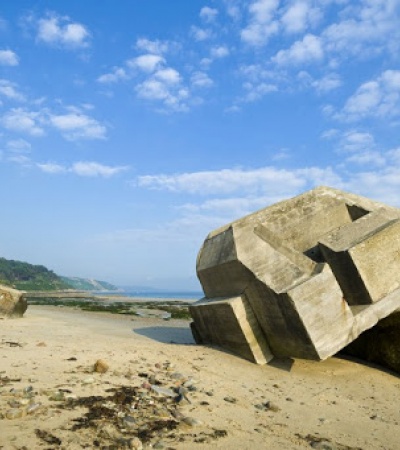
112,291,203,301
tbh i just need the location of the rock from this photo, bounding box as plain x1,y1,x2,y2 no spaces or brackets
128,437,143,450
26,402,42,414
94,359,109,373
0,285,27,318
343,310,400,374
223,396,237,404
82,377,95,384
6,408,24,419
150,385,176,397
182,416,203,426
49,391,65,401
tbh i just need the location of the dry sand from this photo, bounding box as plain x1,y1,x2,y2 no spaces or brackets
1,305,399,449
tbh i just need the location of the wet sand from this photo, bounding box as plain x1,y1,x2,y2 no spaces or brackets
1,305,399,449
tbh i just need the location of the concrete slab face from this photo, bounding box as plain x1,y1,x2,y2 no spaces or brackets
287,265,354,360
350,220,400,302
243,280,319,359
189,296,273,364
319,211,400,304
197,227,237,271
198,260,254,298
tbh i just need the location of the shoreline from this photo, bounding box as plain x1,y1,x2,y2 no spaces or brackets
22,290,200,304
1,305,399,449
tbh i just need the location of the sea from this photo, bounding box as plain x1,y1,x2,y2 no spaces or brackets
96,290,204,301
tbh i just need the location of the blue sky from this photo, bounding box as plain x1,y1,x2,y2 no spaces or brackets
1,0,400,289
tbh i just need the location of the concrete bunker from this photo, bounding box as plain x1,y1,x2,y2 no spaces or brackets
189,186,400,364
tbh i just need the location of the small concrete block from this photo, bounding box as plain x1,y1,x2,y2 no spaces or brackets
189,296,273,364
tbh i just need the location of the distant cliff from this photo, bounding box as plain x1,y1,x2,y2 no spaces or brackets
60,277,118,291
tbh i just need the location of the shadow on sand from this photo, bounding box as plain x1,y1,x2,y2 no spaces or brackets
133,326,195,345
267,357,295,372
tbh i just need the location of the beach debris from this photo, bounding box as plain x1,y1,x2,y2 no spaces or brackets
4,341,23,347
0,359,228,448
254,401,280,412
94,358,109,373
191,186,400,367
35,429,62,446
297,434,363,450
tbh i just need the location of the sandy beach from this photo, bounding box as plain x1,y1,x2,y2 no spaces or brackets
1,305,399,449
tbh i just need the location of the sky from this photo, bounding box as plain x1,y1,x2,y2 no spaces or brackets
0,0,400,290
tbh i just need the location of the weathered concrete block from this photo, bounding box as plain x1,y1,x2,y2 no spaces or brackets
190,186,400,364
0,285,27,318
189,295,273,364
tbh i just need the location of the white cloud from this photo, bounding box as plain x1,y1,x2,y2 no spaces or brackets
200,6,219,22
154,68,181,84
345,151,385,167
311,73,342,92
341,70,400,120
210,45,230,59
137,166,309,195
135,78,189,112
242,81,277,102
225,2,242,21
343,166,400,207
36,161,128,177
241,0,280,46
325,129,387,168
71,161,128,177
1,108,45,136
36,13,90,49
281,1,321,34
191,71,213,88
8,154,32,167
322,0,400,59
49,112,107,140
136,38,169,55
386,147,400,164
98,37,191,113
339,130,375,153
298,71,342,93
180,196,283,218
37,162,67,174
6,138,31,153
128,54,165,72
0,79,24,101
190,26,212,41
97,67,127,84
273,34,323,65
135,165,346,230
0,49,19,66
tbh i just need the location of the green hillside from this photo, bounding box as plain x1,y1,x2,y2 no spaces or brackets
0,257,118,292
0,257,72,291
